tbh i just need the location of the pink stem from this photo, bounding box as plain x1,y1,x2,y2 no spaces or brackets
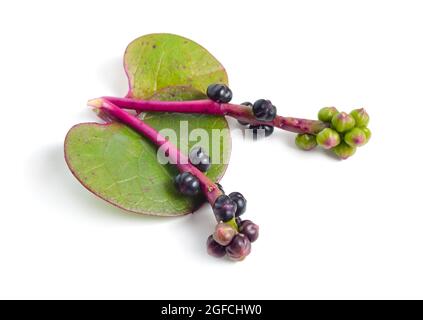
104,96,222,114
88,98,223,205
102,96,328,134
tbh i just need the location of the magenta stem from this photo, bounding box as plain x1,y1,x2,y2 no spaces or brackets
104,96,222,114
102,96,328,134
88,98,223,205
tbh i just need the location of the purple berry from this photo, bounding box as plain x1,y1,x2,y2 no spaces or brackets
228,192,247,217
206,84,232,103
174,172,200,196
213,195,237,222
213,222,237,246
252,99,277,121
239,220,259,242
249,124,274,139
226,234,252,261
207,235,226,258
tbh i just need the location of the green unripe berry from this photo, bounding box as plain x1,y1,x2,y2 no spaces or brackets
295,133,317,151
361,127,372,142
344,128,367,147
350,108,369,127
331,112,356,133
316,128,341,149
318,106,339,122
332,142,356,159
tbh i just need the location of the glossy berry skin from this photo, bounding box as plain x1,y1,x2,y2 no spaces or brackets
252,99,277,121
295,133,317,151
213,222,237,246
206,84,232,103
331,112,356,133
207,235,226,258
174,172,200,196
350,108,370,127
344,128,367,147
228,192,247,217
239,220,259,242
249,125,274,139
332,142,356,160
189,147,211,172
318,106,339,123
361,127,372,141
226,234,251,261
316,128,341,149
213,195,237,222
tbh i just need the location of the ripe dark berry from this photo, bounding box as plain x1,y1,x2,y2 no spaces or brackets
228,192,247,217
252,99,277,121
213,195,237,222
238,102,253,126
207,235,226,258
249,124,274,139
189,147,211,172
206,84,232,103
239,220,259,242
174,172,200,196
226,234,251,261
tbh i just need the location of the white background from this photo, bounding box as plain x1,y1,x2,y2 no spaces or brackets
1,0,422,299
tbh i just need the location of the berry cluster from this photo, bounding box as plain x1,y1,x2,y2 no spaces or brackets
208,190,259,261
206,84,233,103
87,81,372,261
237,101,276,140
207,84,277,140
174,147,212,195
172,145,258,261
295,107,371,159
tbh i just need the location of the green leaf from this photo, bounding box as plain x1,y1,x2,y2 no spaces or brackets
65,33,231,215
65,113,230,216
124,33,228,99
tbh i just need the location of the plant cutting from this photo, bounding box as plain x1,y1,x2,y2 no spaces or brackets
65,33,371,261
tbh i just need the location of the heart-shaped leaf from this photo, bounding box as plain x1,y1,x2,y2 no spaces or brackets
65,113,230,216
124,33,228,99
65,34,231,215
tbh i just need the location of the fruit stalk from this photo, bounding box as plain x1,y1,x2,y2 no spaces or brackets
101,96,329,134
87,98,223,205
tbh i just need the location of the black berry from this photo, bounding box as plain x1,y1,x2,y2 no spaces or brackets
226,234,251,261
239,220,259,242
174,172,200,196
249,124,274,139
206,84,232,103
207,235,226,258
189,147,211,172
213,195,237,222
228,192,247,217
252,99,277,121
